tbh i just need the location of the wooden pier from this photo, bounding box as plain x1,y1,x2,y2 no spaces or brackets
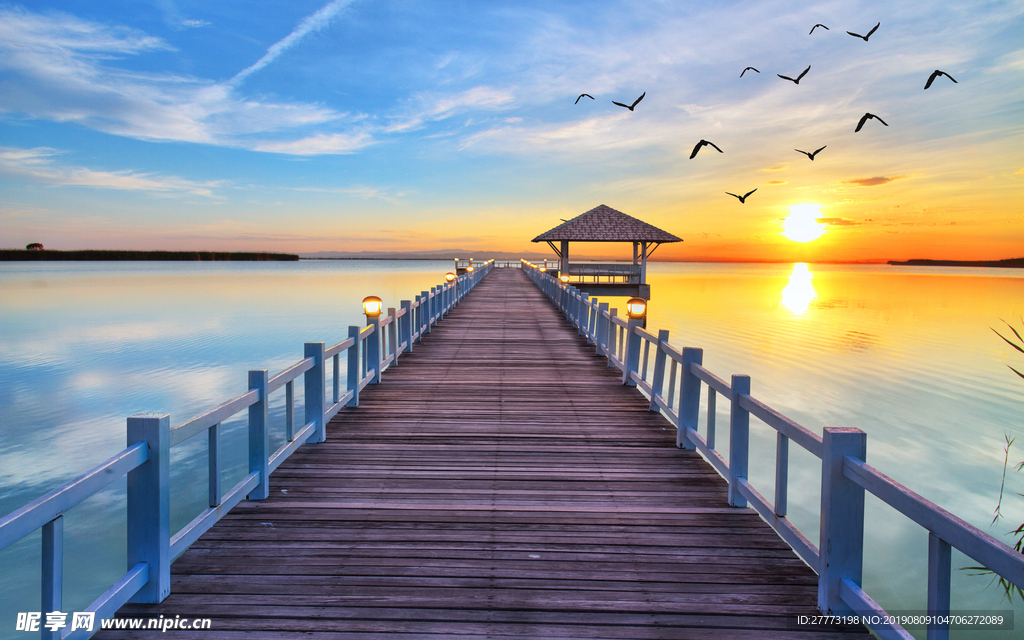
99,268,868,639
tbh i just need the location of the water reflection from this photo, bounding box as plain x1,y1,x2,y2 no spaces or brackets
781,263,816,315
0,259,457,625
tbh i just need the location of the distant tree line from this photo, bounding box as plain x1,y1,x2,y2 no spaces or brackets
888,258,1024,268
0,249,299,261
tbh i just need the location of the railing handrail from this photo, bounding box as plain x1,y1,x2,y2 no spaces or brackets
568,262,641,273
522,261,1023,640
0,443,149,549
1,259,496,639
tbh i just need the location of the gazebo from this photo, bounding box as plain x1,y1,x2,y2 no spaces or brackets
532,204,682,299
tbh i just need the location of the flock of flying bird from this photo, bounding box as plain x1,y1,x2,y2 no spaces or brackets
574,21,959,205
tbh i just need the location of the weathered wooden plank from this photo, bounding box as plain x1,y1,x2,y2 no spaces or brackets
98,268,867,639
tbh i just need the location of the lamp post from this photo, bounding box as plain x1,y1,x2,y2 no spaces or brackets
626,297,647,320
362,296,383,383
622,297,649,385
626,296,648,331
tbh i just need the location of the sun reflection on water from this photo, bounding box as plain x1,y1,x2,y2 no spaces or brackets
781,262,816,315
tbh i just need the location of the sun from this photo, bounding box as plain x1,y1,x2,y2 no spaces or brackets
782,203,826,242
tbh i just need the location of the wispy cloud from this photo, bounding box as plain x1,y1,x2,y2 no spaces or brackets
293,185,406,204
819,217,865,226
230,0,358,86
842,176,908,187
0,6,363,155
383,86,516,134
0,147,221,197
251,132,374,155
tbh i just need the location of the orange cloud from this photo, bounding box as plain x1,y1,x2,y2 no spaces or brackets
842,176,906,187
819,217,865,226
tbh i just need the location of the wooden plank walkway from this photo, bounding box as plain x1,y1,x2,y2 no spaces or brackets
101,268,869,639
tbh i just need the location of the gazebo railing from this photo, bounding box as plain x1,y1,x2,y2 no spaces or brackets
567,263,641,283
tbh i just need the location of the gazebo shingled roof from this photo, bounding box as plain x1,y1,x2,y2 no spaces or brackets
532,204,682,243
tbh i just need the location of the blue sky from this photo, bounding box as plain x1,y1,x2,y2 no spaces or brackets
1,1,1022,260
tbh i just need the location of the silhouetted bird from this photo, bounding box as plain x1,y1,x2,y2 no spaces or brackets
778,65,810,84
726,189,757,203
809,24,829,34
855,112,888,132
612,92,645,111
924,70,957,90
847,22,879,41
795,146,827,160
575,93,595,104
740,67,760,77
690,139,723,159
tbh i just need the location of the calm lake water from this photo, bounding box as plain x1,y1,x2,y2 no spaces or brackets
1,259,1023,639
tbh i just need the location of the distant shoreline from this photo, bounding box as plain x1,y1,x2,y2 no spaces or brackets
3,250,1020,267
0,250,299,261
887,258,1024,268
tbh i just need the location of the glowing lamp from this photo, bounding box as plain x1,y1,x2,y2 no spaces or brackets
466,266,474,272
539,267,546,272
626,297,647,320
446,272,456,282
559,274,569,283
362,295,383,318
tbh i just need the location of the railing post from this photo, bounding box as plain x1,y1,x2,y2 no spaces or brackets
126,412,170,603
421,291,430,334
579,293,590,338
927,533,952,640
623,319,643,385
607,309,619,367
587,298,598,344
818,427,867,615
247,369,270,500
775,433,789,517
413,295,421,338
388,307,398,366
728,374,750,506
346,327,360,407
41,516,63,640
304,342,326,442
400,300,412,353
678,348,703,449
367,315,381,383
596,302,609,355
648,330,670,412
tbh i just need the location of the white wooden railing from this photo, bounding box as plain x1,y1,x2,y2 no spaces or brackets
524,260,1022,640
567,262,641,283
0,260,495,640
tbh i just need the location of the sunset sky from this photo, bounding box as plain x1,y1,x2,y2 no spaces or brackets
1,0,1021,262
